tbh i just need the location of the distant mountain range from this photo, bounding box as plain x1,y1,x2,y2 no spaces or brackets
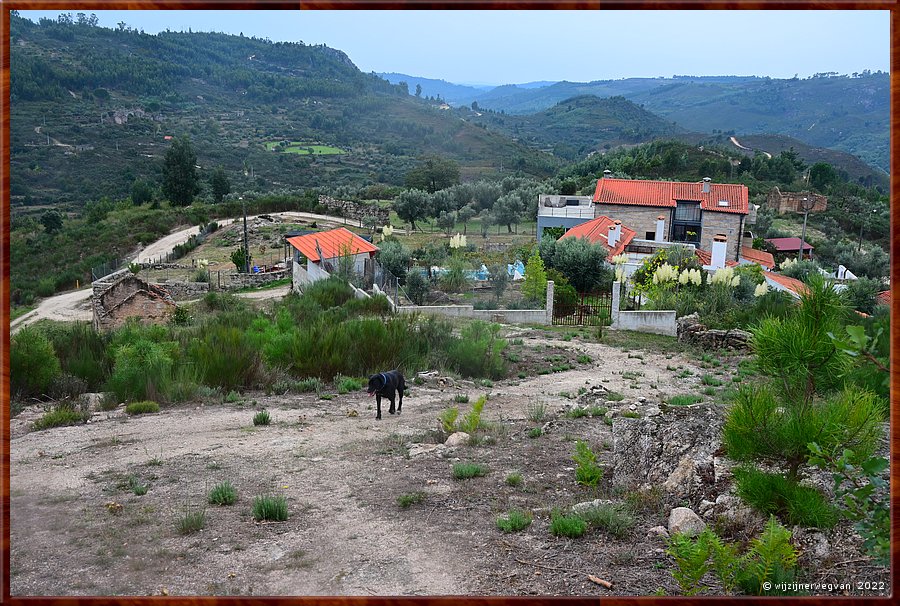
377,73,558,104
386,72,890,174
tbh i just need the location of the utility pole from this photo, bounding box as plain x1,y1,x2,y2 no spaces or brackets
241,196,250,273
798,197,814,262
858,208,877,253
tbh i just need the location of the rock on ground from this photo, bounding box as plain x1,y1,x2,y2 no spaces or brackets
668,507,706,537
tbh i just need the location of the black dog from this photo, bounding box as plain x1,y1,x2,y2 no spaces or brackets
367,370,406,420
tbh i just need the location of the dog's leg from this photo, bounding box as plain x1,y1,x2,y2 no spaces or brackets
397,384,403,414
388,391,396,415
375,394,382,420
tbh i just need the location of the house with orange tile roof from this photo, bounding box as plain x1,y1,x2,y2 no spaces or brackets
593,174,752,262
557,215,636,257
764,272,809,299
286,227,379,288
739,246,776,271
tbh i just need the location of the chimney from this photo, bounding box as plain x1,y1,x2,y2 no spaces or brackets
711,234,727,269
613,220,622,245
702,177,711,194
655,214,666,242
603,169,612,179
607,224,618,248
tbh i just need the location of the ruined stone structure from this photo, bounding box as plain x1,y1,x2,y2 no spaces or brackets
767,187,828,215
676,313,752,350
318,195,389,225
92,270,176,331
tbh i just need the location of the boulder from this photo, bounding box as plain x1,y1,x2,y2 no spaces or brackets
668,507,706,537
611,403,722,499
571,499,616,514
647,525,670,539
444,432,470,447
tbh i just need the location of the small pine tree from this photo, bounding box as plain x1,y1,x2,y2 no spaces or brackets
522,251,548,303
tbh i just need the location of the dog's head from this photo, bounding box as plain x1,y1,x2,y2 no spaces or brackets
367,374,384,396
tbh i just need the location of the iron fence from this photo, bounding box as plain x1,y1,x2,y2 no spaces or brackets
553,292,613,326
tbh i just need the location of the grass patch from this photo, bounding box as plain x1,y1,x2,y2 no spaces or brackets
452,463,487,480
527,401,547,422
454,394,470,404
702,387,717,396
621,371,643,380
224,390,242,403
577,354,592,364
208,481,237,506
396,491,427,508
566,407,589,419
126,474,148,496
177,507,206,535
621,411,641,419
550,511,587,538
125,400,160,415
668,394,704,406
253,410,271,426
676,369,694,378
496,509,533,533
33,404,89,430
701,375,724,387
579,503,636,538
336,375,363,394
605,391,625,402
588,405,608,417
573,440,603,487
252,495,289,521
505,472,524,487
528,427,543,439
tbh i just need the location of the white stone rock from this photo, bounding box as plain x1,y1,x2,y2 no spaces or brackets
628,404,637,411
668,507,706,537
444,432,470,447
638,397,647,403
571,499,615,514
663,457,697,496
647,525,670,539
408,443,445,457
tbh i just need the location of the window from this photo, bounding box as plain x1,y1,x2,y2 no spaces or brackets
645,231,655,240
672,201,701,243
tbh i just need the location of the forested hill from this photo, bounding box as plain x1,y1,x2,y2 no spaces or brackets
9,14,558,208
464,74,890,173
463,95,684,160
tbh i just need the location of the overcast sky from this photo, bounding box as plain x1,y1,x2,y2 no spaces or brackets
21,10,889,85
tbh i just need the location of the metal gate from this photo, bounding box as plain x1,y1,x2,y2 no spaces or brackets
553,292,613,326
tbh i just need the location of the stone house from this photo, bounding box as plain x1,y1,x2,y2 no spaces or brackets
767,187,827,215
593,175,753,262
92,270,176,331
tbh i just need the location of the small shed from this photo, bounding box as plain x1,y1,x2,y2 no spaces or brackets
92,271,176,331
286,227,379,288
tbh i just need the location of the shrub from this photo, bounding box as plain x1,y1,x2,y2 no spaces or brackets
550,511,587,538
106,338,176,403
579,503,635,538
732,467,838,528
296,377,324,393
446,321,507,379
452,463,487,480
11,326,62,398
125,400,160,415
566,407,589,419
438,407,459,433
453,394,469,404
376,240,411,283
396,491,426,508
668,394,703,406
522,251,548,302
496,509,533,533
526,401,547,422
253,410,271,426
336,375,363,394
43,322,112,391
177,506,206,534
573,440,603,487
33,403,90,430
188,324,260,391
458,396,486,434
208,481,237,506
701,375,723,386
550,237,613,293
505,472,524,487
252,495,289,521
126,474,148,496
528,427,542,439
404,270,429,305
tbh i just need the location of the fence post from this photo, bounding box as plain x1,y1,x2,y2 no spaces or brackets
611,281,621,327
545,281,554,325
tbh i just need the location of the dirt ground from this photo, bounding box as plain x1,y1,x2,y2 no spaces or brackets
9,328,890,597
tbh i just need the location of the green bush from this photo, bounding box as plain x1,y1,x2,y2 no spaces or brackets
252,495,288,521
496,509,533,533
438,407,459,433
208,481,237,506
550,511,587,538
106,338,177,403
336,375,363,394
253,410,271,426
42,322,112,390
668,394,703,406
452,463,487,480
125,400,160,415
404,270,429,305
458,396,486,434
446,321,507,379
732,466,838,528
578,503,635,538
505,472,524,487
177,507,206,534
188,324,260,391
573,440,603,487
33,403,90,430
11,326,62,398
396,491,426,508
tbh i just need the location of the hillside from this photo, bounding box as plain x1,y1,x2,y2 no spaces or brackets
9,15,558,210
463,95,684,160
461,74,889,173
377,72,490,104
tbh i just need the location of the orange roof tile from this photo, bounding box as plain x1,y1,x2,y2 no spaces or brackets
286,227,379,263
558,215,635,257
740,246,776,270
593,178,749,214
764,272,809,297
877,290,891,306
695,248,739,268
765,237,813,253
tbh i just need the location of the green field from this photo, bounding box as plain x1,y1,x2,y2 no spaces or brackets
264,141,345,155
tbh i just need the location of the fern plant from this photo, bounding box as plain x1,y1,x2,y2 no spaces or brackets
459,396,486,433
438,406,459,433
737,516,799,595
666,531,712,596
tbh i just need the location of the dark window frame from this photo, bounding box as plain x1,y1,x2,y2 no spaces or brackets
671,201,702,244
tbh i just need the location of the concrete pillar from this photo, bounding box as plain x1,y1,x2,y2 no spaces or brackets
545,280,554,324
611,281,622,327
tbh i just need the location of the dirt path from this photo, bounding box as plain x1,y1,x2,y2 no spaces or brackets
10,334,706,596
729,136,772,159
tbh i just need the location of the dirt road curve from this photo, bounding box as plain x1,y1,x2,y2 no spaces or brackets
9,211,368,333
729,136,772,159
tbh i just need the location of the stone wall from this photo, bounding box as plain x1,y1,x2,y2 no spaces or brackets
701,211,744,260
225,269,289,290
768,187,828,215
157,280,210,301
676,313,751,350
318,195,389,225
92,270,176,331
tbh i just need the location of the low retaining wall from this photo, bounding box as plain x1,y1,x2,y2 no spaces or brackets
226,269,289,290
610,280,677,336
396,305,549,325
